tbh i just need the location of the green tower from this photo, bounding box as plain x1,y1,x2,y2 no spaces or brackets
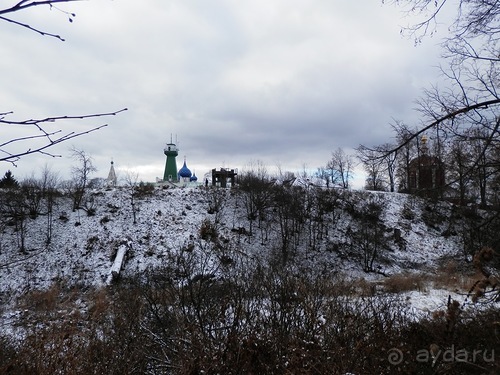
163,142,179,182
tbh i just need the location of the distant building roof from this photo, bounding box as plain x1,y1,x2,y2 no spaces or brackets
179,159,192,178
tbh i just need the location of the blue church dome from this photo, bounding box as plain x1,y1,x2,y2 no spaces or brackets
190,171,198,182
178,160,192,178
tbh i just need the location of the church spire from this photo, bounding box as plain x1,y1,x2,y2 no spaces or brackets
106,160,117,187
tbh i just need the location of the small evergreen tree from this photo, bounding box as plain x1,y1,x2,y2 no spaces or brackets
0,170,19,189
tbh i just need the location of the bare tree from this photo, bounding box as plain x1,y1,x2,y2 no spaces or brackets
447,138,474,205
357,143,398,192
385,0,500,48
357,147,387,191
70,147,96,212
383,0,500,141
273,184,306,261
1,1,127,166
362,2,500,197
39,165,60,244
368,0,500,283
315,167,330,188
238,161,273,240
0,187,30,252
371,142,399,192
20,175,43,219
16,166,60,243
123,170,139,225
351,198,387,273
326,148,354,189
392,121,418,192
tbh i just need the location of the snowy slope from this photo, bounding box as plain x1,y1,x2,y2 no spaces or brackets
1,187,211,295
0,185,478,337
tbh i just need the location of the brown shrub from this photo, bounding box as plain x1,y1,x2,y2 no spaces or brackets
382,272,427,293
199,218,218,241
2,265,499,375
18,282,62,312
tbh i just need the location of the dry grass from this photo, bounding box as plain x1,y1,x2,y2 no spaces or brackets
2,272,499,375
372,261,480,296
17,281,85,312
382,272,428,293
18,283,61,312
431,260,479,292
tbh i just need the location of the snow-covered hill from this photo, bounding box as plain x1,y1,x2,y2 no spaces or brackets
1,187,210,294
0,185,479,335
3,184,499,375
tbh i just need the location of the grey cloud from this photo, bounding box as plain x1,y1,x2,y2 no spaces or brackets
1,1,444,186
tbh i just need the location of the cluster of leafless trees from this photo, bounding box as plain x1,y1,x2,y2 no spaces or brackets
316,148,355,189
0,166,59,251
0,148,99,251
233,164,391,272
356,123,500,206
354,1,500,204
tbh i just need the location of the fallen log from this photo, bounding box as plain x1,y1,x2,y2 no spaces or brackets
106,240,131,285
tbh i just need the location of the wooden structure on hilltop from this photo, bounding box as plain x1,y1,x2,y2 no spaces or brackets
212,168,237,187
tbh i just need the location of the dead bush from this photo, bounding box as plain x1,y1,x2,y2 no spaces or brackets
2,260,499,375
18,282,62,312
3,282,148,375
199,218,218,241
432,260,477,292
383,272,428,293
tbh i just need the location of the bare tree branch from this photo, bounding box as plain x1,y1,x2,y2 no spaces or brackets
366,99,500,158
0,1,82,41
384,0,450,44
0,1,128,166
0,108,128,165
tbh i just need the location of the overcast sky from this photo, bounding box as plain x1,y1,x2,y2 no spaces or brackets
1,0,444,187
